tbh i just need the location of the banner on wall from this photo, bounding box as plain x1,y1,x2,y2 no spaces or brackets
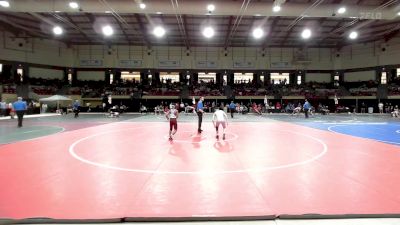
158,60,181,68
270,62,292,69
233,61,254,68
119,60,142,67
80,59,103,66
196,61,218,68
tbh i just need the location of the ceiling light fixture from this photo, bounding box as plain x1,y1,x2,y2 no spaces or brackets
139,3,146,9
102,25,114,37
273,5,281,12
153,26,166,38
69,2,79,9
53,26,63,35
349,31,358,39
202,26,215,38
207,4,215,12
301,29,311,39
0,1,10,8
337,7,346,14
252,27,264,39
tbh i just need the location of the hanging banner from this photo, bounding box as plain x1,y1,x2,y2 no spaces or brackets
270,61,292,69
196,61,218,68
79,59,103,66
158,60,181,68
119,60,142,67
233,61,254,68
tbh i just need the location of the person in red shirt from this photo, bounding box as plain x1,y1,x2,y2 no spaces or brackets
252,102,262,115
166,104,179,140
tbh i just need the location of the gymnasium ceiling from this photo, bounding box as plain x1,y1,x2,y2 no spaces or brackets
0,0,399,49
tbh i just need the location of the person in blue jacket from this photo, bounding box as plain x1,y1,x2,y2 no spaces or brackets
73,100,80,118
13,97,27,127
303,99,311,119
229,101,236,118
196,97,204,133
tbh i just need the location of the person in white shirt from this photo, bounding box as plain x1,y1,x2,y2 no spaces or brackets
378,102,384,114
212,106,228,140
292,103,302,116
154,105,160,115
166,104,179,140
392,105,399,118
334,95,339,113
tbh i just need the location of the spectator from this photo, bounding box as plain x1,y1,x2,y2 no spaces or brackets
378,102,384,114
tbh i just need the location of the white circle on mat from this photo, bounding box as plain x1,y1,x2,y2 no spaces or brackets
69,124,328,175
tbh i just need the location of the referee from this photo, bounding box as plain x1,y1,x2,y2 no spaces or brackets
196,96,204,133
73,100,80,118
229,101,236,118
303,99,311,119
13,97,27,127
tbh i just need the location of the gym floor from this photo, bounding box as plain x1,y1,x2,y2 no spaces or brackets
0,112,400,224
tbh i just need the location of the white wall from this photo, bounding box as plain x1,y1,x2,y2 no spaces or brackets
305,73,331,83
1,29,400,72
29,67,63,79
344,71,376,82
337,37,400,69
0,31,74,67
73,45,335,70
77,71,105,81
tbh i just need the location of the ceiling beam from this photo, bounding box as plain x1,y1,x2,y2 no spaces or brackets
281,17,327,45
134,13,150,48
114,18,130,43
6,0,394,18
55,21,351,30
0,12,41,24
384,29,400,42
68,41,336,48
370,21,400,28
84,11,107,44
64,13,91,42
244,16,257,47
0,15,46,38
0,20,20,37
85,13,95,24
224,16,234,49
182,15,191,49
262,16,279,49
280,27,295,46
318,18,345,45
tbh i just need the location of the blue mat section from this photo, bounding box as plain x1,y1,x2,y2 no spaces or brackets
296,120,400,146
